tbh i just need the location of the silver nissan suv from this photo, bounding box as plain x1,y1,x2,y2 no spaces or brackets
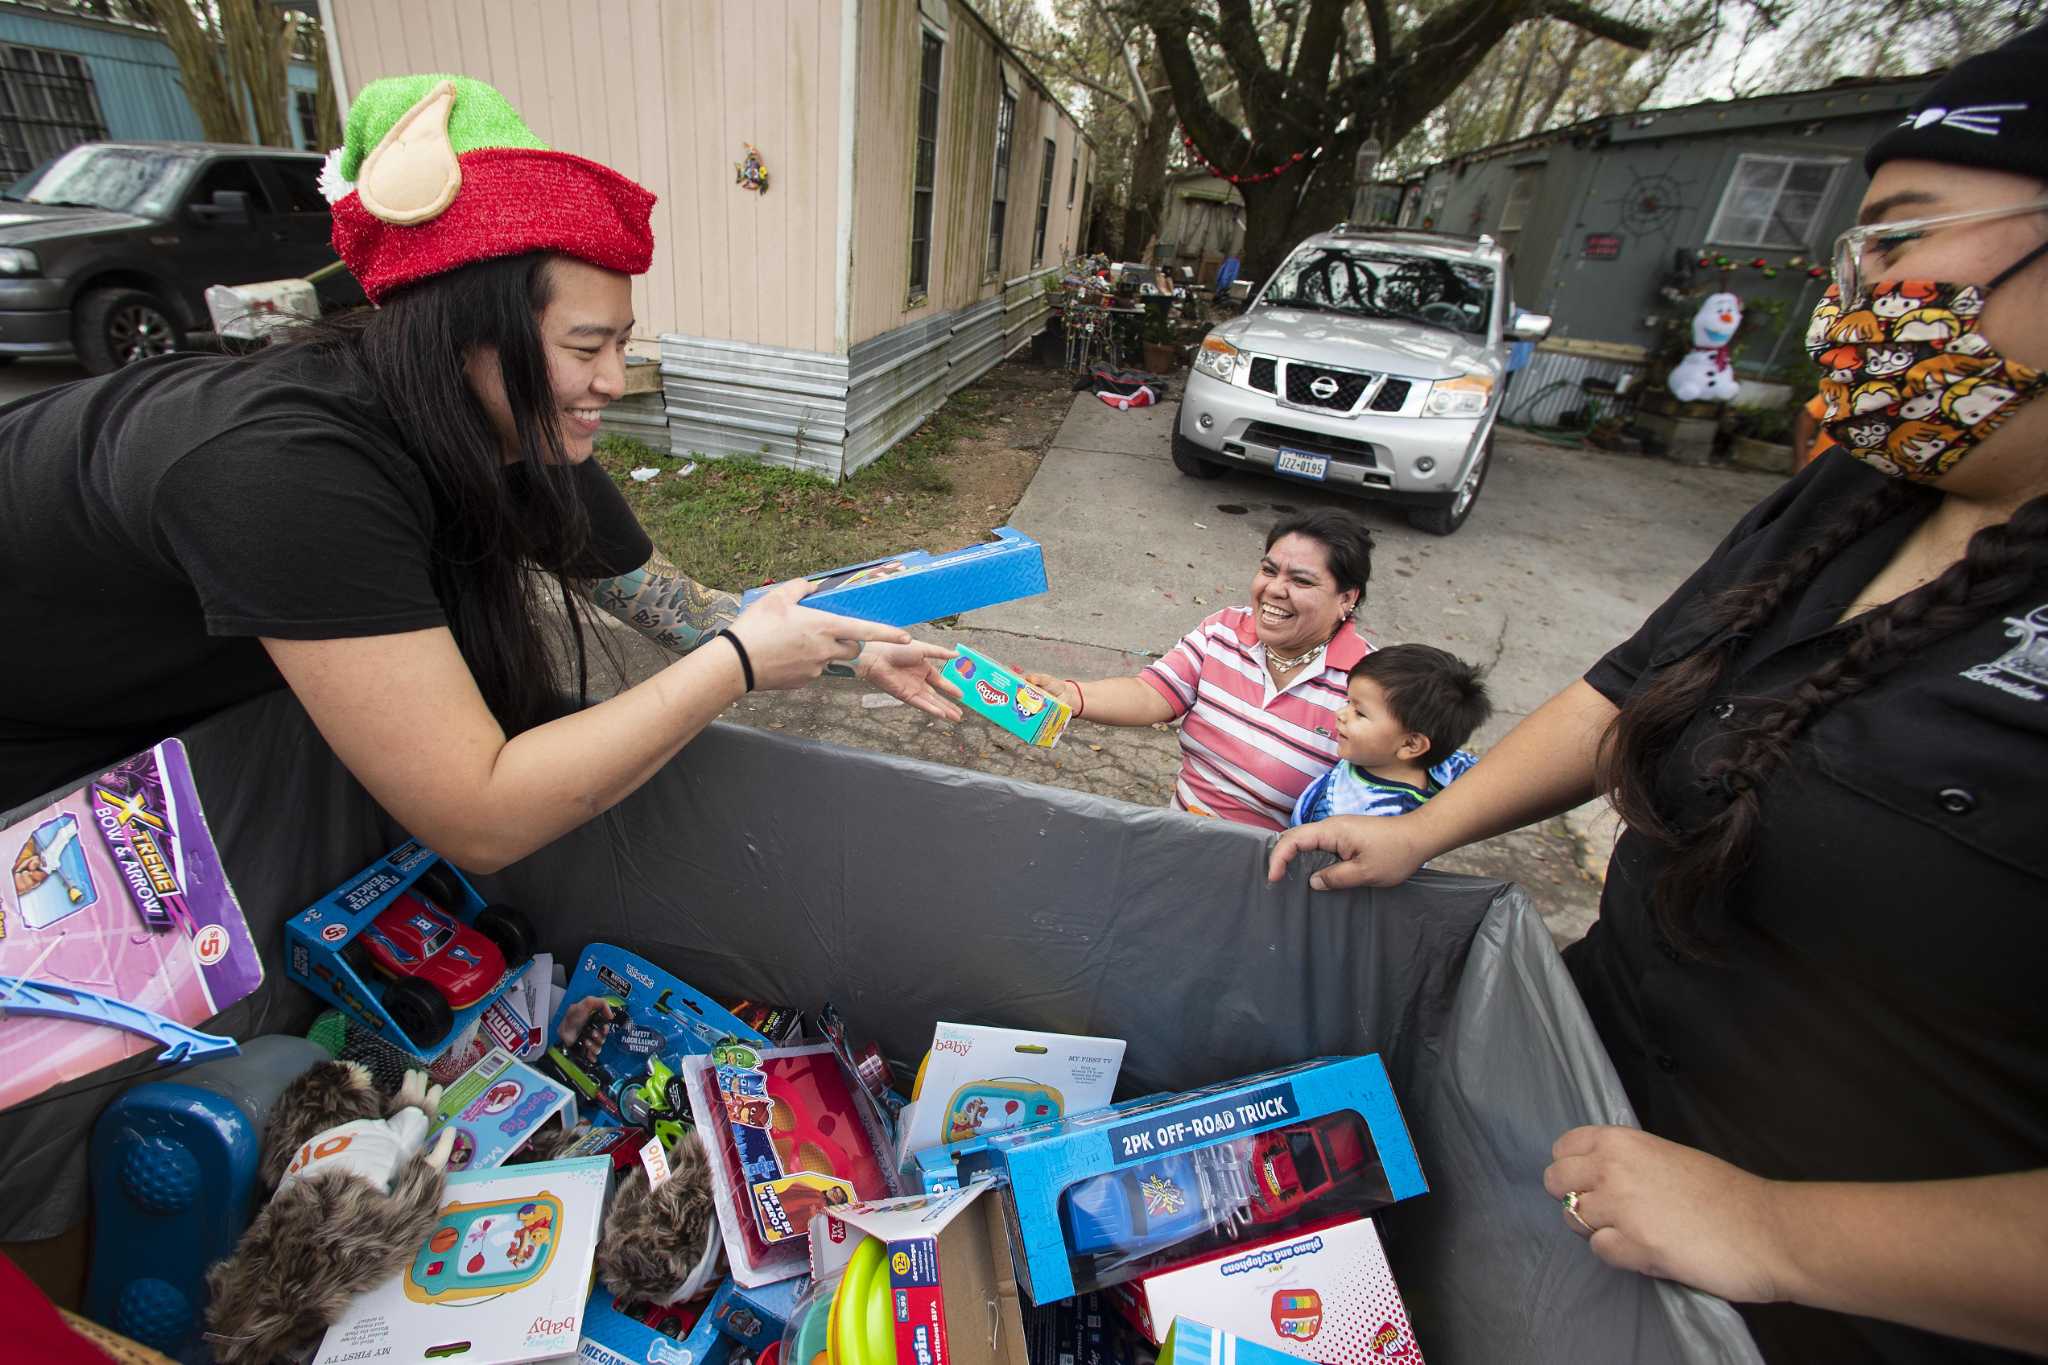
1174,226,1549,535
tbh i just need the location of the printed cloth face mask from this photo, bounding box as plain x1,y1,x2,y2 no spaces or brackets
1804,240,2048,481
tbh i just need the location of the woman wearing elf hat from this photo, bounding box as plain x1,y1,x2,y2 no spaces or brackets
1277,25,2048,1364
0,75,960,863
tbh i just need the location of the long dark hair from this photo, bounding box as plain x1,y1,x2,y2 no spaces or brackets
1598,480,2048,953
254,252,602,735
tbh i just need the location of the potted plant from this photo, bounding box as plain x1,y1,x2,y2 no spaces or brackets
1726,397,1800,474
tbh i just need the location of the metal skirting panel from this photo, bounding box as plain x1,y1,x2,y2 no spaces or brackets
661,271,1056,480
1505,347,1646,427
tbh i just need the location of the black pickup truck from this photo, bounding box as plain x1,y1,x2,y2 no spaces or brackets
0,140,363,373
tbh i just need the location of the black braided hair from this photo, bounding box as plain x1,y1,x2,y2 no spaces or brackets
1599,482,2048,953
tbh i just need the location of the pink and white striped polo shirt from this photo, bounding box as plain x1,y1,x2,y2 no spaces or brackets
1139,607,1372,831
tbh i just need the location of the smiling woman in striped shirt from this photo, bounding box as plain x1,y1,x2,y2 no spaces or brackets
1026,510,1375,829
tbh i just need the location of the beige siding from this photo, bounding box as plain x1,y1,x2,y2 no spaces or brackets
851,0,1088,348
328,0,843,353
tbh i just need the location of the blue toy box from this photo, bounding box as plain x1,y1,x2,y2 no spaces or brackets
285,841,528,1061
544,944,772,1137
738,526,1048,627
579,1285,733,1365
957,1055,1426,1304
704,1273,809,1350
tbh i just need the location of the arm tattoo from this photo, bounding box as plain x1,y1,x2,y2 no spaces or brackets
584,549,740,656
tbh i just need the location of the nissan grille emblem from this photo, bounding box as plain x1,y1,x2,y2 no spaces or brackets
1309,375,1341,401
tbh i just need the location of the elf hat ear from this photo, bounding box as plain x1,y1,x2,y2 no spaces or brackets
356,79,462,226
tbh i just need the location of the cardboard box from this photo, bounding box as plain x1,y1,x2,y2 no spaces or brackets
315,1156,613,1365
579,1286,732,1365
1107,1217,1424,1363
942,647,1074,749
705,1273,810,1350
431,1045,575,1170
685,1043,899,1285
958,1056,1426,1304
286,841,527,1061
543,944,772,1132
1157,1311,1423,1365
807,1182,1028,1365
739,526,1049,628
899,1022,1124,1174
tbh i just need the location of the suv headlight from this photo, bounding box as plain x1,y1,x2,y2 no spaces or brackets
1194,336,1240,381
1422,373,1493,418
0,247,39,275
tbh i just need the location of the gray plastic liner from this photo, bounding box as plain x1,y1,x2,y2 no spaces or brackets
1,690,1760,1363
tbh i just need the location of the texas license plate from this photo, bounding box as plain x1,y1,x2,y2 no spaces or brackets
1275,448,1328,480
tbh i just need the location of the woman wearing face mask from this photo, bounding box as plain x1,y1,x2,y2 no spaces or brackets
0,74,961,861
1271,26,2048,1363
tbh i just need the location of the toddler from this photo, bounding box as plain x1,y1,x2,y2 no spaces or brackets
1290,644,1491,825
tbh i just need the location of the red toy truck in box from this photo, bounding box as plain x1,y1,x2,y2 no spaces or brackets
287,842,536,1060
1246,1112,1376,1224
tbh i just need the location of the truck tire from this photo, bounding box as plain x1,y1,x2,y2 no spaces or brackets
74,287,182,375
474,903,537,966
1171,429,1224,479
1405,438,1491,536
383,976,454,1049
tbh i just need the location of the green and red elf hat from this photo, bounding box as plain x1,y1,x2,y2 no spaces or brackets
322,74,655,302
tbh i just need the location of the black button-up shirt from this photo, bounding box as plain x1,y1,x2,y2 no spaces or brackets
1570,453,2048,1365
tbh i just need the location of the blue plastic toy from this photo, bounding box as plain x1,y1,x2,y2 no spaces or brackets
85,1034,329,1361
0,976,238,1067
739,526,1048,628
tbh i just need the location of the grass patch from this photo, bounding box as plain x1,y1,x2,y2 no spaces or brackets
595,386,998,590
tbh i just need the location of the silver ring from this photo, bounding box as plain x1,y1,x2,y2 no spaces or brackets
1562,1189,1596,1238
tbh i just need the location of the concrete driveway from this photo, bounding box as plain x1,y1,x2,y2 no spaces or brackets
3,353,1777,942
712,378,1783,942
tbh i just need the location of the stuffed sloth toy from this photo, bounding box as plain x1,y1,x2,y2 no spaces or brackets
204,1060,458,1365
595,1129,723,1306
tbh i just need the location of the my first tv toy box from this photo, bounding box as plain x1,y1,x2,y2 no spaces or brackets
739,526,1048,627
956,1055,1426,1304
287,840,534,1061
943,647,1074,749
1106,1215,1426,1364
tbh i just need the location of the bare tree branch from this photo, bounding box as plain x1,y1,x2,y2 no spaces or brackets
1541,0,1655,49
1360,0,1393,68
1291,0,1351,101
1012,44,1143,115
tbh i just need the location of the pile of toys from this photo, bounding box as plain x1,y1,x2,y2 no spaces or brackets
80,839,1434,1365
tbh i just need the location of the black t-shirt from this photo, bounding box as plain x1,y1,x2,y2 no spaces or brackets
0,352,650,810
1571,452,2047,1364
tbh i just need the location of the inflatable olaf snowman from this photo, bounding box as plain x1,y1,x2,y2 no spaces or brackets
1667,292,1743,402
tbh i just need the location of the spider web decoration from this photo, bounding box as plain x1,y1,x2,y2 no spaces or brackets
1609,161,1695,240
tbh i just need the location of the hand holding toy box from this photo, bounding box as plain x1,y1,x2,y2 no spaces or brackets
1108,1216,1426,1363
899,1022,1125,1169
740,526,1048,628
957,1055,1426,1304
944,646,1073,749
